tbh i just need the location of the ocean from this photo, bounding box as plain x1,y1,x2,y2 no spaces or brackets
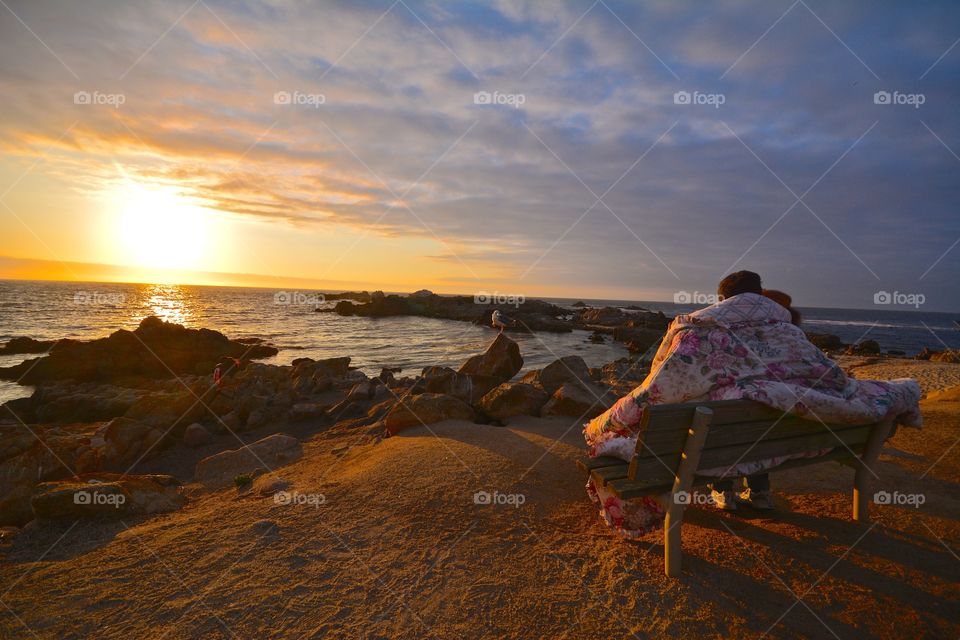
1,280,958,405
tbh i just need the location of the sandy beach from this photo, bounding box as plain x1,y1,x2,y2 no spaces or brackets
2,354,958,639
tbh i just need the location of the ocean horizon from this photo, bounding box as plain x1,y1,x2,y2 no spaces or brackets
2,279,957,406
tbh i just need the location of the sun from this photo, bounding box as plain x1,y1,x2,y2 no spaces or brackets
111,181,213,271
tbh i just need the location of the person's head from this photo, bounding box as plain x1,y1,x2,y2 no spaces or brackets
762,289,802,326
717,271,762,299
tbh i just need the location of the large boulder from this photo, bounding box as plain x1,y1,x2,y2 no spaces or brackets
195,434,303,487
931,349,960,363
182,423,213,448
383,393,475,435
421,367,501,405
458,334,523,382
845,340,881,356
0,336,56,355
540,382,614,419
31,473,186,521
478,383,549,420
807,333,846,352
0,316,278,384
527,356,591,395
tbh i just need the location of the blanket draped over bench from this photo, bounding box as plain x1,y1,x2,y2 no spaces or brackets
583,293,922,538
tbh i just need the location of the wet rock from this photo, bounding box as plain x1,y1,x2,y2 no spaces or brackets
846,340,881,356
458,334,523,382
478,383,549,420
0,316,277,384
31,473,186,521
807,333,846,352
195,434,302,487
383,393,475,435
0,337,56,355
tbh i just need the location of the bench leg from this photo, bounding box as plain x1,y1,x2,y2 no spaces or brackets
663,406,712,577
664,513,682,577
852,415,895,522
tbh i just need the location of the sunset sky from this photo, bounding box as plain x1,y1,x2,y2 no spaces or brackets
0,0,958,309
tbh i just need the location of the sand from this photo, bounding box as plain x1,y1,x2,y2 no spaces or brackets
1,371,958,638
836,354,960,395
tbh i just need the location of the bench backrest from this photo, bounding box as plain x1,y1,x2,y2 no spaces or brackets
627,399,875,485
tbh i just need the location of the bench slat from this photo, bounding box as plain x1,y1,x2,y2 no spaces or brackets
608,447,861,499
576,456,628,473
641,400,784,432
590,464,630,486
628,424,872,486
637,417,876,458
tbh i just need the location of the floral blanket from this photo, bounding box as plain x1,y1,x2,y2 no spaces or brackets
584,293,922,538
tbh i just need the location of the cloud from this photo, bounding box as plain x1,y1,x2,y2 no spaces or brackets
0,0,958,308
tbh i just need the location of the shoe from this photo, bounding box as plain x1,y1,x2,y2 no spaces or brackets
739,489,774,511
710,489,738,511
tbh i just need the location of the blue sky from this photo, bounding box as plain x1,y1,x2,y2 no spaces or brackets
0,0,958,310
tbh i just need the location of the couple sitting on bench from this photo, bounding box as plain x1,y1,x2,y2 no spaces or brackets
583,270,922,539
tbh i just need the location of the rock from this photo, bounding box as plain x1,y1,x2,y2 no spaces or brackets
31,473,186,521
195,434,303,486
572,301,587,307
931,349,960,363
410,289,434,298
458,334,523,382
915,347,935,361
421,368,501,405
612,326,666,354
807,333,845,352
0,337,56,355
383,393,476,435
291,356,351,380
0,316,278,384
845,340,881,356
98,417,166,465
253,474,291,497
333,292,574,333
540,382,613,419
536,356,592,395
478,383,549,420
182,423,213,447
887,349,906,356
288,403,330,421
589,332,606,344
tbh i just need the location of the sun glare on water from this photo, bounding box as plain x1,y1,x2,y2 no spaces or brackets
111,182,213,271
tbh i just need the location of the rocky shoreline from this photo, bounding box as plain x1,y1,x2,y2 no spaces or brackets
0,316,647,528
2,309,957,530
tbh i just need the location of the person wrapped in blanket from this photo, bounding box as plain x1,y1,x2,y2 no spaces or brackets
583,271,922,539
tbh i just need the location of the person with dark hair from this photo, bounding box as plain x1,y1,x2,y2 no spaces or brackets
717,270,763,299
763,289,802,326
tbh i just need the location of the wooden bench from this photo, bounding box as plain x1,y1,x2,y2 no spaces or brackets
578,399,896,577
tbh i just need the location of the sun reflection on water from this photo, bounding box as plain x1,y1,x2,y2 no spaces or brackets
139,284,193,326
